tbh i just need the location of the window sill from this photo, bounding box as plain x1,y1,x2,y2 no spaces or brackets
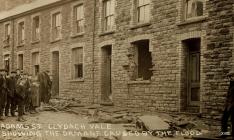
31,40,40,45
50,38,61,44
69,78,84,82
99,30,115,36
3,44,10,48
128,80,151,85
177,16,207,26
71,32,85,38
130,22,151,30
17,43,25,47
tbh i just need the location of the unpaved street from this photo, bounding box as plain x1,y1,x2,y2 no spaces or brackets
0,110,197,140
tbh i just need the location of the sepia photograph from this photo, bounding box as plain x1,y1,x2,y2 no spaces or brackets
0,0,233,140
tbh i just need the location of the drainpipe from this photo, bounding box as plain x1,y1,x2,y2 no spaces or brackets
11,19,15,72
92,0,97,104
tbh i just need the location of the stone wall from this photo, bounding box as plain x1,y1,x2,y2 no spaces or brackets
0,0,233,119
203,0,234,120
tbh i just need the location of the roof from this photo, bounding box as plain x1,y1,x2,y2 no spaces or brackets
0,0,62,21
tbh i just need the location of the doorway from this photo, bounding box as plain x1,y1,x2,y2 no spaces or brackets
183,38,201,107
52,51,59,97
101,45,112,102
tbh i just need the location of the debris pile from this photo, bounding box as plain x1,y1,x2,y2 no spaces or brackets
43,97,83,112
40,98,210,139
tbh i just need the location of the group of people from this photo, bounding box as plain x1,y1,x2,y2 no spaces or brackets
0,69,52,122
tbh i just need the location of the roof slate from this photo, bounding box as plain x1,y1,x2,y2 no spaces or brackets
0,0,62,20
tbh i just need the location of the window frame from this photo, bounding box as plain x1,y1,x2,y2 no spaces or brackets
17,53,24,70
31,51,40,76
3,54,10,73
103,0,115,31
74,4,85,34
17,19,25,46
185,0,205,20
100,0,116,34
136,0,150,23
71,46,84,80
50,8,62,42
31,14,41,42
130,0,151,28
3,22,11,46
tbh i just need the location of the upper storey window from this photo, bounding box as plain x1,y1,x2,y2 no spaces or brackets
137,0,150,23
74,4,84,33
185,0,204,19
4,23,11,46
18,21,25,45
103,0,115,31
32,16,40,41
52,12,62,40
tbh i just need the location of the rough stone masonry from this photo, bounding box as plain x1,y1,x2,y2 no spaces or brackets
0,0,233,123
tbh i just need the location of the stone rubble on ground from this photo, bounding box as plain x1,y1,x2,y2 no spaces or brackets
41,98,212,140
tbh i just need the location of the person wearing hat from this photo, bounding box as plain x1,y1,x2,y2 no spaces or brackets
219,70,234,138
5,71,17,117
0,69,8,120
16,69,22,81
15,75,27,122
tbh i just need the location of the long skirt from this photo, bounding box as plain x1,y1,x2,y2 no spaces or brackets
31,83,40,107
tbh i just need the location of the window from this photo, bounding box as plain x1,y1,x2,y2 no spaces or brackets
52,12,61,40
18,21,25,45
4,54,10,73
32,16,40,41
4,23,10,45
72,47,83,79
74,4,84,33
130,40,153,80
136,0,150,23
18,54,24,70
103,0,115,31
32,52,40,76
185,0,204,19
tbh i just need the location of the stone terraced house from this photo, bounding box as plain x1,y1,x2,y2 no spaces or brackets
0,0,233,120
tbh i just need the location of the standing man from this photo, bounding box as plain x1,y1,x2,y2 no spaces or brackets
219,70,234,138
15,76,27,122
16,69,21,80
0,69,8,120
5,71,17,117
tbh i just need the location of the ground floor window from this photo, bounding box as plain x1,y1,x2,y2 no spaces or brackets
18,54,23,70
72,47,83,79
32,52,40,76
4,54,10,73
129,39,153,80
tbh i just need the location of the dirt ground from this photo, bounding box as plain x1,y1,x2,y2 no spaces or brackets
0,110,198,140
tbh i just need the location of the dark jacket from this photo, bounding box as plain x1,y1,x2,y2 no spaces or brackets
15,79,27,99
7,76,17,97
0,75,8,93
0,75,7,105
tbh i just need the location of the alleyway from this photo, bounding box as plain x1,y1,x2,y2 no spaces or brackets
0,98,216,140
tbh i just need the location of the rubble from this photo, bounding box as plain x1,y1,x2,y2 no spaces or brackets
137,115,170,131
39,98,211,139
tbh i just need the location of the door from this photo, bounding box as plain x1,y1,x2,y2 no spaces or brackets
189,52,200,105
52,51,59,97
187,39,201,106
101,46,112,102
